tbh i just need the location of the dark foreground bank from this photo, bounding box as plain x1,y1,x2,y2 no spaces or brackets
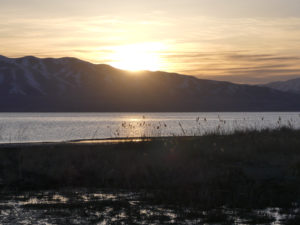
1,128,300,224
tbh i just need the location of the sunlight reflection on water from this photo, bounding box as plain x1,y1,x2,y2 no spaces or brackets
0,190,296,225
0,112,299,143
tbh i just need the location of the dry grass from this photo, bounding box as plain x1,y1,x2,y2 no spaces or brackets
0,127,300,208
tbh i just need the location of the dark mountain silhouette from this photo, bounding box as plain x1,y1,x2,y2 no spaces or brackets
0,55,299,112
263,78,300,95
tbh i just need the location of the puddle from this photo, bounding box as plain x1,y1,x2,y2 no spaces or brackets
0,190,299,224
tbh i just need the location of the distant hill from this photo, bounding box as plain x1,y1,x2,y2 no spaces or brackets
0,55,300,112
263,78,300,95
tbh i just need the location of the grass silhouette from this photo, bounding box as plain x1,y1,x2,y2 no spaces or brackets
1,126,300,224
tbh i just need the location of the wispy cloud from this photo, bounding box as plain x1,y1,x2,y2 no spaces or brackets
173,52,300,84
1,5,300,83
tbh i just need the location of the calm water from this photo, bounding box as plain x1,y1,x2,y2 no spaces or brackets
0,112,300,143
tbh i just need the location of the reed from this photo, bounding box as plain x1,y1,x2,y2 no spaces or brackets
1,127,300,224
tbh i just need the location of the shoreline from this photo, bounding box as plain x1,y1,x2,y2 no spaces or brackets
1,127,300,223
0,128,299,197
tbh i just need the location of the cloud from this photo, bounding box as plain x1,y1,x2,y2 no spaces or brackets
170,52,300,84
1,11,300,83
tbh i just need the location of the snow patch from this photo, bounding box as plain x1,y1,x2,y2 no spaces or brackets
10,83,26,95
54,74,78,90
60,70,82,86
38,60,50,78
277,82,300,92
22,68,45,94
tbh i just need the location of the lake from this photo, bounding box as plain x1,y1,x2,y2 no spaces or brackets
0,112,300,143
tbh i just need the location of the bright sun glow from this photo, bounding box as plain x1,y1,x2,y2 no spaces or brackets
108,43,165,71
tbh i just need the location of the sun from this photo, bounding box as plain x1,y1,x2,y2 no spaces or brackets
108,43,164,71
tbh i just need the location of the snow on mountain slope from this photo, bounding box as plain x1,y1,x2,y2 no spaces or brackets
264,78,300,94
0,55,300,112
0,55,225,97
0,55,93,95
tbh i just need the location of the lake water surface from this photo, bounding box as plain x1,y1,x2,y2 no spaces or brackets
0,112,300,143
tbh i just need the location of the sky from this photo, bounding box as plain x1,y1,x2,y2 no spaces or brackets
1,0,300,84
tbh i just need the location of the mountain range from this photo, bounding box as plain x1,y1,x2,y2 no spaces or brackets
263,78,300,95
0,55,300,112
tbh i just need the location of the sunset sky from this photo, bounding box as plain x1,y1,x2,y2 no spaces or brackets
1,0,300,83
